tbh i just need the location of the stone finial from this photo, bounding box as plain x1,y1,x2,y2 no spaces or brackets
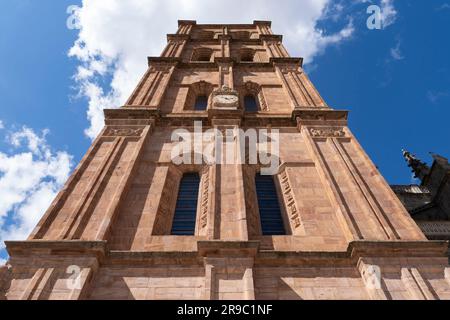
402,149,431,182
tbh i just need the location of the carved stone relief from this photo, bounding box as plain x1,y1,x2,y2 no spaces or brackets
309,127,346,138
279,169,302,229
103,127,144,137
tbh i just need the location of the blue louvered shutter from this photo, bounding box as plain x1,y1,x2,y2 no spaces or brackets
194,96,208,111
171,173,200,235
244,95,258,112
255,173,286,235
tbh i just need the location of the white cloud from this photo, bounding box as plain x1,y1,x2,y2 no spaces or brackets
69,0,354,139
380,0,397,28
436,3,450,11
427,90,449,104
0,125,73,257
0,120,4,130
390,40,404,60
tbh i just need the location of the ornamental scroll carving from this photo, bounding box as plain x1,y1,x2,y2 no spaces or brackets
103,127,144,137
279,169,302,229
309,127,345,138
199,167,210,229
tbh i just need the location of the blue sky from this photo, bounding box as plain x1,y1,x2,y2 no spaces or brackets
0,0,449,262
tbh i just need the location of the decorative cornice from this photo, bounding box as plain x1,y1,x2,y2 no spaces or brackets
104,108,160,120
178,20,196,27
271,57,303,68
294,109,349,127
253,20,272,27
167,34,190,42
147,56,181,67
260,34,283,42
5,240,448,268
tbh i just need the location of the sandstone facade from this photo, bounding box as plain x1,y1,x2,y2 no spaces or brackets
1,20,449,300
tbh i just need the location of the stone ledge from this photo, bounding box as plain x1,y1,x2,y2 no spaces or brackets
256,240,449,267
104,108,160,121
166,34,190,42
147,56,181,67
5,240,447,267
253,20,272,27
260,34,283,42
5,240,107,257
178,20,196,27
293,108,349,124
271,57,303,67
348,240,449,258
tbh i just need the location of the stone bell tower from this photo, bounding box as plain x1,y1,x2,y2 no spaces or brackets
1,20,449,300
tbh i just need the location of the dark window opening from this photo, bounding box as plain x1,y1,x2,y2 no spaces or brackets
255,173,286,235
194,95,208,111
240,49,255,62
171,173,200,235
192,49,212,62
244,95,258,112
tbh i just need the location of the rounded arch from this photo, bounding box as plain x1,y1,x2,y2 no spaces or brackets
240,81,268,111
184,81,215,111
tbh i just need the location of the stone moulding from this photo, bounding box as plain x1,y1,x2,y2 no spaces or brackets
102,108,352,131
147,56,181,67
102,126,145,137
104,108,160,119
5,240,107,258
4,240,447,263
293,108,348,124
309,127,346,138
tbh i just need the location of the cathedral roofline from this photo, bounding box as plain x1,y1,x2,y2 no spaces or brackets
177,20,272,28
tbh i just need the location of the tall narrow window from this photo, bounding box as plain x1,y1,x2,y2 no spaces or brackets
171,173,200,235
194,95,208,111
255,173,286,235
244,95,258,112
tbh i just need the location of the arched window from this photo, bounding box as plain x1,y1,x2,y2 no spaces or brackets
255,173,286,235
194,95,208,111
244,95,258,112
184,81,213,111
240,81,268,112
171,173,200,235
